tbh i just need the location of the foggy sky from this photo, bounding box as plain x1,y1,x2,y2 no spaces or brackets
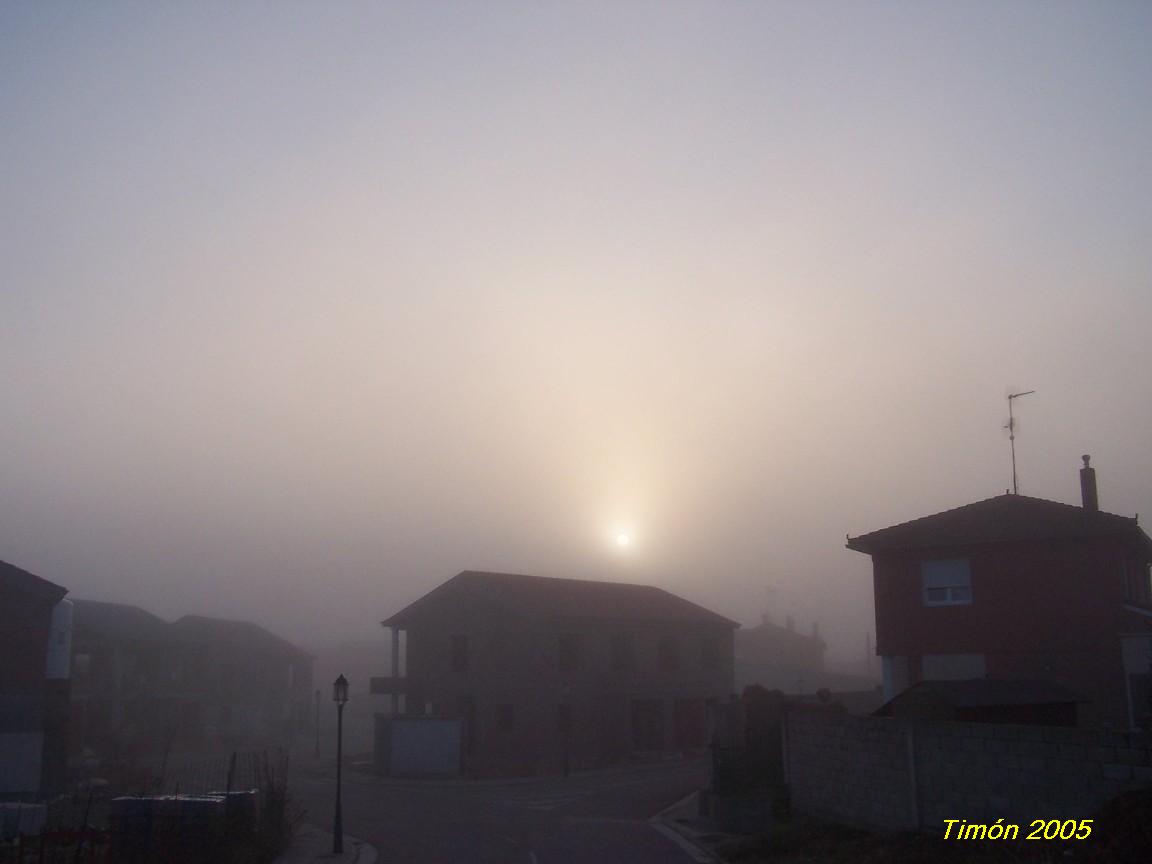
3,2,1151,666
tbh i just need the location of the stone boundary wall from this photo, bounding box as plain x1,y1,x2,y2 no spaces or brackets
782,706,1152,833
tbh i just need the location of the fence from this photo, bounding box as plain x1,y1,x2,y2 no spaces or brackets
783,705,1152,832
0,749,292,864
146,748,288,796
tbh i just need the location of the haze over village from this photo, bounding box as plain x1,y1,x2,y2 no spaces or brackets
3,3,1152,862
5,1,1150,671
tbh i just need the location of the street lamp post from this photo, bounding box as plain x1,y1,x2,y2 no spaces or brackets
332,674,349,855
558,686,572,779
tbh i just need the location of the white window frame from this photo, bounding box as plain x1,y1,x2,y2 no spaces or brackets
921,558,972,607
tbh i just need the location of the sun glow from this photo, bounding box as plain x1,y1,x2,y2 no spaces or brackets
615,531,632,547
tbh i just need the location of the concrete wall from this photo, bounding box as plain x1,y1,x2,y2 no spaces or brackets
783,706,1152,833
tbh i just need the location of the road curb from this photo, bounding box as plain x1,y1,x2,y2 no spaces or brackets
274,823,379,863
649,791,725,864
351,833,378,864
296,755,703,790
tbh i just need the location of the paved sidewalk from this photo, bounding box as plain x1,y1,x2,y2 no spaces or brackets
650,791,726,863
273,823,378,864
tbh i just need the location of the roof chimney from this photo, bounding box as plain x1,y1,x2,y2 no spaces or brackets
1080,455,1098,512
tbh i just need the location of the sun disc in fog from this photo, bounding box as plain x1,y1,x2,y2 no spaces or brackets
615,531,632,548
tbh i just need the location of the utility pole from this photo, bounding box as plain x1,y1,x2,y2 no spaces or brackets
1005,390,1035,494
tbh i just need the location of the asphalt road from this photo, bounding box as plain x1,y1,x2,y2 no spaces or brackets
290,758,711,864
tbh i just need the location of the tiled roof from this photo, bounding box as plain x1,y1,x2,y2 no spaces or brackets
382,570,739,628
171,614,313,659
876,678,1086,714
70,601,311,659
847,494,1151,555
0,558,68,605
71,599,171,643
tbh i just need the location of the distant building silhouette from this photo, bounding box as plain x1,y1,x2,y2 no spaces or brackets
69,600,314,753
169,614,314,745
374,570,737,776
848,456,1152,729
735,614,825,692
70,600,188,755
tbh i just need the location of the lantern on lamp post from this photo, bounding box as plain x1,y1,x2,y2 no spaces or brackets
332,674,349,854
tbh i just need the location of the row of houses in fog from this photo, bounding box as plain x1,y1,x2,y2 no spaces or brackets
370,455,1151,780
6,455,1149,794
69,599,314,754
0,562,314,799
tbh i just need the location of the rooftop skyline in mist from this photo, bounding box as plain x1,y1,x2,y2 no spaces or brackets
2,2,1151,662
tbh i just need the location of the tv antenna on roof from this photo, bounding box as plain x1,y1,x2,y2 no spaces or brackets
1004,389,1035,495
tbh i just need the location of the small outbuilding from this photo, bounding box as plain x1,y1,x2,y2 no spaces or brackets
875,678,1085,726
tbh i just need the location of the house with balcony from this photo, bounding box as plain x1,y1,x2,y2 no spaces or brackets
70,599,192,754
168,614,315,746
847,456,1152,729
69,602,315,752
374,570,738,776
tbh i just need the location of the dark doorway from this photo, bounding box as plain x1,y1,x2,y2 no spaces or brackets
630,698,664,750
673,698,706,749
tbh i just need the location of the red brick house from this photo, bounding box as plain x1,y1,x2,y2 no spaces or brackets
0,559,71,798
375,570,738,776
847,457,1152,729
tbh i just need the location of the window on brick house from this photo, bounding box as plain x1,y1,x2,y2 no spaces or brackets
658,634,680,671
556,703,572,734
1124,559,1152,606
921,559,972,606
496,703,515,732
610,633,635,671
488,633,509,670
558,633,581,672
701,635,721,670
451,634,469,673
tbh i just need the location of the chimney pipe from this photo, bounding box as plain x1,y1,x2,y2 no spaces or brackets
1080,455,1098,512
